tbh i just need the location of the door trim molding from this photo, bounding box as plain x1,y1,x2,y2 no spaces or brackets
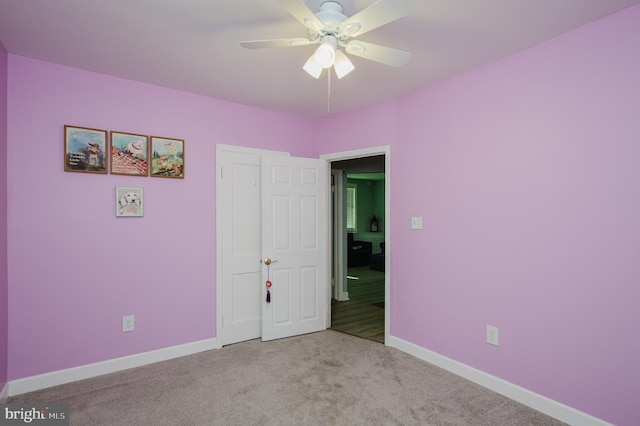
320,145,391,344
331,169,349,302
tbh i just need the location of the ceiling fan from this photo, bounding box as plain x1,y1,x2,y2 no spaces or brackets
241,0,415,79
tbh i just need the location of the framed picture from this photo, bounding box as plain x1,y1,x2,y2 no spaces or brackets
110,131,149,176
64,125,108,173
115,186,144,217
150,136,184,178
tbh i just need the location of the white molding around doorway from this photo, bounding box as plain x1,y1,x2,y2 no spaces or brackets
216,144,390,345
331,168,349,302
321,145,391,344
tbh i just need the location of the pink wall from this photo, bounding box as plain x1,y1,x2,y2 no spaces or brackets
0,41,8,391
311,101,397,157
315,5,640,426
6,56,313,380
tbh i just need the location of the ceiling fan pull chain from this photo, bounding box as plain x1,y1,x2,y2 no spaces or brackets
327,69,332,113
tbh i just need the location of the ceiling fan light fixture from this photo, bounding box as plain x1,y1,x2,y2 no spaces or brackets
303,55,323,78
314,42,336,68
333,50,354,79
314,35,337,68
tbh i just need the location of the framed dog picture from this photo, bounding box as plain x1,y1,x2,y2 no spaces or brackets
64,125,108,174
110,131,149,176
149,136,184,178
115,186,144,217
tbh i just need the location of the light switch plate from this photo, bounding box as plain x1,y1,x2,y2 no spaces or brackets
411,216,423,230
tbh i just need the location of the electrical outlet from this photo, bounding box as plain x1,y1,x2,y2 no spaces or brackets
486,325,499,346
122,315,135,332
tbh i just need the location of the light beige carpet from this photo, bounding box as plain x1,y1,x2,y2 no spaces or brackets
10,330,565,425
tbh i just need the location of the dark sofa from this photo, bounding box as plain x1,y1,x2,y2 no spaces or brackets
347,233,373,267
369,241,385,272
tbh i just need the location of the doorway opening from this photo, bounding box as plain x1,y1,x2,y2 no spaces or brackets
216,144,390,347
324,150,388,344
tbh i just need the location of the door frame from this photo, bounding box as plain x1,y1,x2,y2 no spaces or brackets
216,143,390,346
331,169,349,302
321,145,391,344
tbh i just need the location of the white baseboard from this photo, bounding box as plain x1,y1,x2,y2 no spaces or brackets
8,337,218,397
0,382,8,402
337,291,349,302
387,336,612,426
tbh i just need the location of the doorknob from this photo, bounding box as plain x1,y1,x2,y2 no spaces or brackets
262,258,278,265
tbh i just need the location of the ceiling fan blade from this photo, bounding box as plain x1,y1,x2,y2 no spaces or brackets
240,38,313,49
338,0,415,38
344,40,411,67
276,0,324,33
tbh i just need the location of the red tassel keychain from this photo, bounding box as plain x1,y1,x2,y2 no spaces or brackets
264,259,274,304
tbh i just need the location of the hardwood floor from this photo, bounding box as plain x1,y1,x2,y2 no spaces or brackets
330,265,385,343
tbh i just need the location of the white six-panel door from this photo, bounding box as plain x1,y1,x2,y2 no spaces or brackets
219,151,263,346
261,155,327,341
219,147,327,345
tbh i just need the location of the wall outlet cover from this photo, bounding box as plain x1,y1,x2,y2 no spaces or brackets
486,325,499,346
122,315,135,332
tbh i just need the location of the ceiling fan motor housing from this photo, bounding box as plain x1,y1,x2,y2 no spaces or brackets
315,1,347,33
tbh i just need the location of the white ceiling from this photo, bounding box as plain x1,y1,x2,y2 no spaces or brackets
1,0,638,117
